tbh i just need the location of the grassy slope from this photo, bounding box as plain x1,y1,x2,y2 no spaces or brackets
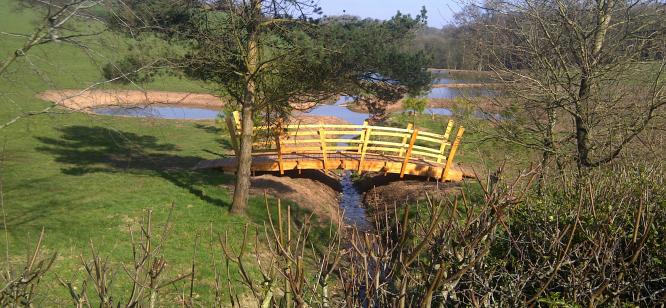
0,1,322,304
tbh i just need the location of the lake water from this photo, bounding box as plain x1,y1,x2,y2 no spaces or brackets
91,75,497,121
91,99,456,123
93,105,221,120
304,96,369,125
428,87,495,99
424,108,453,116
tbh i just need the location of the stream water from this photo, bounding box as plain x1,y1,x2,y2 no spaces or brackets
339,171,371,231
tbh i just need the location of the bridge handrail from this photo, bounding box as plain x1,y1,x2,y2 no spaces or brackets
225,111,464,180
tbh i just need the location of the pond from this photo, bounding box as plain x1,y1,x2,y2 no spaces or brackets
91,75,500,121
91,99,455,123
91,96,376,124
431,71,495,83
93,105,221,120
428,87,495,99
303,96,369,125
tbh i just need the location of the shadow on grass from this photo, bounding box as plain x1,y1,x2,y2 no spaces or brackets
35,125,233,209
194,123,233,155
34,125,336,244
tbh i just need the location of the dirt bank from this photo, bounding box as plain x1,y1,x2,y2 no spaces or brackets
346,96,499,114
225,170,343,225
38,89,225,110
354,172,470,218
290,113,351,125
361,176,463,216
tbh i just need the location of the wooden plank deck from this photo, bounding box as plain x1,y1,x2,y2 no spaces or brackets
195,152,471,181
202,111,472,182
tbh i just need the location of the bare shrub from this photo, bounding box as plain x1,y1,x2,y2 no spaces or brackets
0,228,56,307
2,165,663,306
59,205,194,307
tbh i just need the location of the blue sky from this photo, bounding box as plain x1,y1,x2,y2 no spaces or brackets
318,0,459,28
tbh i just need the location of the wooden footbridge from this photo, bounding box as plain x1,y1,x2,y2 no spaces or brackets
197,111,469,181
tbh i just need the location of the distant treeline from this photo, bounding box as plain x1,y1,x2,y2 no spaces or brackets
413,3,665,71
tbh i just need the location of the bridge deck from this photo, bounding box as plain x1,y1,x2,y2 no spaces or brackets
200,111,470,181
196,152,470,181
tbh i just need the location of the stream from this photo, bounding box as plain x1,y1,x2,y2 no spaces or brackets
339,171,371,231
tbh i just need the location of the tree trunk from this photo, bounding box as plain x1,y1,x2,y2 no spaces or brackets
231,102,254,214
573,98,590,171
573,0,613,173
230,0,260,214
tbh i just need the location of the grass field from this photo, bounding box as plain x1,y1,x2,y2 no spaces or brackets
0,1,525,303
0,1,328,304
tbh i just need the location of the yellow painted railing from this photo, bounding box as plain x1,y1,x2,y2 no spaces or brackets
225,111,464,180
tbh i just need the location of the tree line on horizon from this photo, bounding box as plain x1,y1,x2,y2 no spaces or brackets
412,1,665,71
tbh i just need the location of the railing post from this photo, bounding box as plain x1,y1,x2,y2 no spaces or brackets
441,127,465,181
398,123,414,157
437,120,455,163
358,125,372,172
357,121,368,153
400,129,419,178
225,111,240,156
319,124,328,170
275,133,284,175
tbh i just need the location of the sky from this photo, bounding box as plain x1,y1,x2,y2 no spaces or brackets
318,0,460,29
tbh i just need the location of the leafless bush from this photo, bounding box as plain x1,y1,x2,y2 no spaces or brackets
1,163,663,306
0,228,56,307
213,170,536,307
59,205,194,307
453,163,666,306
217,164,664,307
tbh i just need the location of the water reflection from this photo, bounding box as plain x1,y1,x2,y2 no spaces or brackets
433,77,454,84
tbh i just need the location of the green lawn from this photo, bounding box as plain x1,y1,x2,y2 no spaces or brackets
0,1,528,304
0,1,329,304
388,111,535,175
1,110,323,303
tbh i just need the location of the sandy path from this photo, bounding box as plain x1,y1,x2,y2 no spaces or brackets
38,89,225,110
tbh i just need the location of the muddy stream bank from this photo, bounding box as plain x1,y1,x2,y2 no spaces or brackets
244,170,462,231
